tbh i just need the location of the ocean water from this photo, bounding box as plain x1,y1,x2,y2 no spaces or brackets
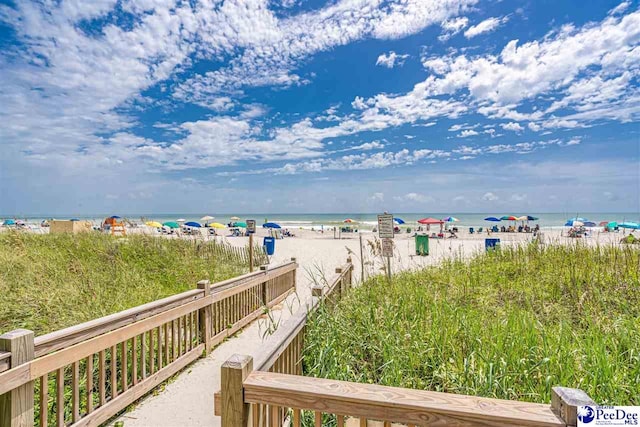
5,212,639,230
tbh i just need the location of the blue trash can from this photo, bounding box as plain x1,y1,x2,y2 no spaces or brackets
485,238,500,251
263,237,275,255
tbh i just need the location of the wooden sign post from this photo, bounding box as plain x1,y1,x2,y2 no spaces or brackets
378,213,394,281
247,220,256,272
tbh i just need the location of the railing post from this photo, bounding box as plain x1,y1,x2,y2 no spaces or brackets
260,266,268,304
197,280,212,355
312,286,323,298
221,354,253,427
0,329,35,427
290,258,297,290
335,267,345,295
551,387,596,427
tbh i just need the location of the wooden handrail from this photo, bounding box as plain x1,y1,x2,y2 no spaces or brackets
33,260,297,358
243,371,565,427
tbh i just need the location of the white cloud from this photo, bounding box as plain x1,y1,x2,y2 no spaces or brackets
458,129,479,137
482,192,499,201
438,16,468,41
376,51,409,68
369,192,385,202
393,192,432,203
464,16,509,38
500,122,524,132
609,1,631,15
510,193,527,201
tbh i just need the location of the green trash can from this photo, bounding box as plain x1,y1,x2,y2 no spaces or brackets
415,234,429,256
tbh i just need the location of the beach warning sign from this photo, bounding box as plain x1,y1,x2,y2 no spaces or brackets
381,238,394,257
378,213,394,239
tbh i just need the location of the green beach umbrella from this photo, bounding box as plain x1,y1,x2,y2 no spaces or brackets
163,221,179,229
233,221,247,228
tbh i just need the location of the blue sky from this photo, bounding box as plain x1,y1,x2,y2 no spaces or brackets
0,0,638,215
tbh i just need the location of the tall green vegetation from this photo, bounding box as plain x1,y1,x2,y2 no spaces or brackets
304,243,640,405
0,232,249,335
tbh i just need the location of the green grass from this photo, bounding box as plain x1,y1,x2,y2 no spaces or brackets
304,243,640,405
0,232,249,335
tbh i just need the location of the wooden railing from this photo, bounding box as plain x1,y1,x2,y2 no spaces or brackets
0,259,298,427
216,258,597,427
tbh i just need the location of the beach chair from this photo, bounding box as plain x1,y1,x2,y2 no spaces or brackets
478,227,483,233
469,227,474,234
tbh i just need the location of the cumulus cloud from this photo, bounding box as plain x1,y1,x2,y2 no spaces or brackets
464,16,509,38
458,129,479,137
394,192,432,203
482,192,499,201
376,51,409,68
500,122,524,132
439,17,469,41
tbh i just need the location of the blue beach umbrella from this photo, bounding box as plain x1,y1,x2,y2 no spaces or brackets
70,218,80,221
184,221,201,227
565,218,592,227
442,216,459,222
526,215,539,221
484,217,501,222
393,218,405,225
263,222,281,229
619,222,640,230
3,219,15,226
109,215,121,219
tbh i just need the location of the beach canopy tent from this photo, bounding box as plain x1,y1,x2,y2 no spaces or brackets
184,221,201,227
208,222,226,229
200,215,215,221
417,217,444,225
619,222,640,229
3,219,15,226
393,218,405,224
232,222,247,228
442,216,459,222
145,221,162,228
163,221,180,229
484,217,501,222
263,222,281,229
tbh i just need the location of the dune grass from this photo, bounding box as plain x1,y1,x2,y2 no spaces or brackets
0,232,249,336
304,243,640,405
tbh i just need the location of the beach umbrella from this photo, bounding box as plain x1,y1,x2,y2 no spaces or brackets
515,216,528,221
598,221,609,227
567,217,587,222
233,222,247,228
527,216,539,221
393,218,405,224
565,220,584,227
109,215,121,219
208,222,226,229
200,215,215,221
607,221,618,229
3,219,15,226
184,221,202,228
500,215,518,221
70,218,80,221
145,221,162,228
263,222,281,229
417,218,443,224
343,218,356,223
230,216,240,221
176,218,186,223
442,216,459,222
163,221,180,229
15,220,25,225
619,222,640,230
484,217,501,222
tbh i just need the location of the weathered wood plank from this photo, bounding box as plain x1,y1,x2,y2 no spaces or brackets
243,372,564,427
551,387,595,427
221,354,253,427
0,329,35,427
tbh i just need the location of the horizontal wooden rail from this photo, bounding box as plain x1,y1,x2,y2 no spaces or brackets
33,260,297,358
244,371,565,427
